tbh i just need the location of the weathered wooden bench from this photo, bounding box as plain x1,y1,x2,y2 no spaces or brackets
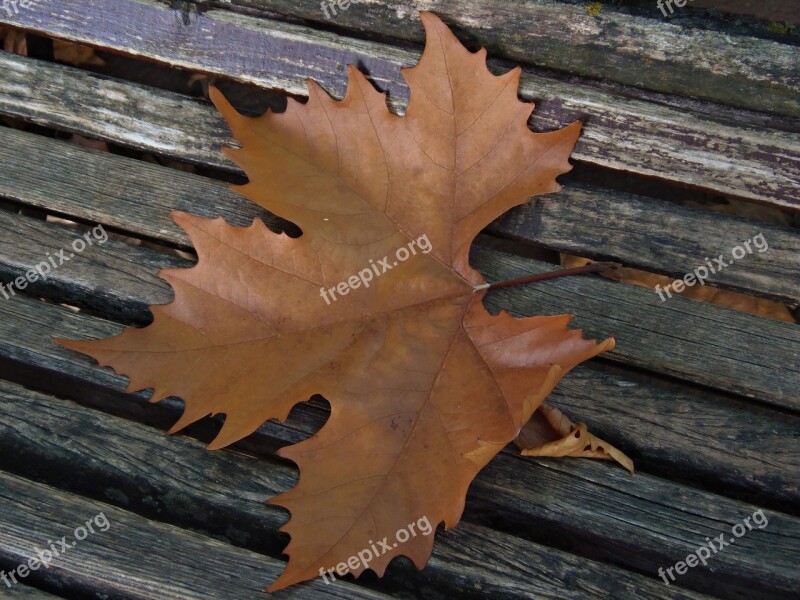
0,1,798,598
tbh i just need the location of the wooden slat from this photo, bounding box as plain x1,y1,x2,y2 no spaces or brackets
0,126,269,246
0,209,184,325
0,355,797,598
0,207,796,408
197,0,800,118
0,380,713,600
2,126,797,304
0,470,389,600
0,3,798,208
492,186,800,304
0,53,233,169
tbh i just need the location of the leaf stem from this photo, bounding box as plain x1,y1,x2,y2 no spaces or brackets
475,262,622,292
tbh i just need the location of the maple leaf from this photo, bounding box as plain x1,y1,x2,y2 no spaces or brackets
59,12,617,590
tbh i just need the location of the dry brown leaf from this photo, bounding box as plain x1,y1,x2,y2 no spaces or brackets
53,39,105,66
59,12,618,590
3,28,27,55
562,254,795,323
66,134,109,153
516,403,634,474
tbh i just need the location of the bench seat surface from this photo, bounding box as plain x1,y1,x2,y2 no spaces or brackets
0,1,797,598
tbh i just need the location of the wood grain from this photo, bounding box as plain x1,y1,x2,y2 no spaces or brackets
0,126,282,247
0,5,798,208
